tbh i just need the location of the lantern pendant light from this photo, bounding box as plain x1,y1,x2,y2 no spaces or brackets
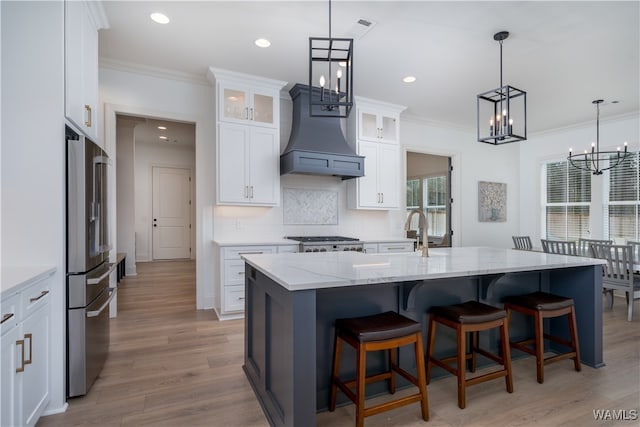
308,0,353,118
477,31,527,145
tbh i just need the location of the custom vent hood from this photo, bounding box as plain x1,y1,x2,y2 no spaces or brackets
280,84,364,180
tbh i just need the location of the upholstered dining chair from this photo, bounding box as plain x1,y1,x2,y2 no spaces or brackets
512,236,533,250
589,242,640,322
540,239,578,256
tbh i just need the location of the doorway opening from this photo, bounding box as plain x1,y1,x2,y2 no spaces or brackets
406,152,452,247
115,114,196,269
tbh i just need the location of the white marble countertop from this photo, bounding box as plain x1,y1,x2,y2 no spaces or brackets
1,266,56,296
242,246,606,291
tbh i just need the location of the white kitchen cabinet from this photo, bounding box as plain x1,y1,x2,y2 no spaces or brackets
348,140,400,209
217,245,276,320
347,97,406,210
64,0,108,142
208,68,287,207
0,272,52,427
377,242,414,253
217,123,280,206
218,82,279,128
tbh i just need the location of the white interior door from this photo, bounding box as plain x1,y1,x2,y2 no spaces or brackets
152,167,191,260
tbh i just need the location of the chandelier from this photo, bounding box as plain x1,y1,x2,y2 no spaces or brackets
477,31,527,145
308,0,353,118
568,99,629,175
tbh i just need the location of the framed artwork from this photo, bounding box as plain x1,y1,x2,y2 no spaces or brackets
478,181,507,222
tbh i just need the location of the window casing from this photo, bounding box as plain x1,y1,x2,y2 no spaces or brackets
542,160,591,240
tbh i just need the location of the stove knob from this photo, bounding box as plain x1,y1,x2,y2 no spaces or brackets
356,247,363,252
305,249,312,253
320,248,327,252
313,248,319,252
343,248,349,251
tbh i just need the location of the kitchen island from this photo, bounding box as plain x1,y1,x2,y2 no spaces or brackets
241,247,605,427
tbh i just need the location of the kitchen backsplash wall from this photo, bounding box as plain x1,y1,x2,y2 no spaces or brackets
213,173,405,240
283,188,338,225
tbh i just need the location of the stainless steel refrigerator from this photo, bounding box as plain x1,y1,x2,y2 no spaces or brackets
66,125,114,397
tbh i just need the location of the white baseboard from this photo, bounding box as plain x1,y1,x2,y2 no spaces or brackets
42,402,68,416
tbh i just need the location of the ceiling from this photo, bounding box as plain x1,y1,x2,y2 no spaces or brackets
118,115,196,147
100,1,640,135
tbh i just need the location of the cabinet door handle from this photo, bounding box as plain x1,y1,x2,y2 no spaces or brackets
29,290,49,303
381,193,384,203
238,251,263,256
16,339,25,373
84,105,92,127
244,107,249,120
23,333,33,365
250,107,254,120
1,313,14,324
237,271,245,275
250,186,254,198
244,186,248,198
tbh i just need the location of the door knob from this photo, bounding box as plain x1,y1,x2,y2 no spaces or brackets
153,224,157,227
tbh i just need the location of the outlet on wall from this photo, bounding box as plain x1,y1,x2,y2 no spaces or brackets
235,219,243,229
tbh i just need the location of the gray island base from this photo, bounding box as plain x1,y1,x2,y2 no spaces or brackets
241,247,605,427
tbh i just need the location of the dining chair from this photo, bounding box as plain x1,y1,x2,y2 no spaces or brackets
577,238,612,257
589,243,640,322
512,236,533,250
540,239,578,256
627,241,640,265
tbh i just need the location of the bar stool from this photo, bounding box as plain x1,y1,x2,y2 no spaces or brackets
503,291,581,384
329,311,429,427
426,301,513,409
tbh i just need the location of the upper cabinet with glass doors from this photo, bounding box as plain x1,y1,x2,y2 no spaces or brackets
358,105,400,144
213,70,281,128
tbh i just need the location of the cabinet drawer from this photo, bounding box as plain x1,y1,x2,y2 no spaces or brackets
378,242,414,253
1,293,20,336
224,260,246,283
277,245,298,253
223,246,276,260
20,280,50,319
362,244,378,254
223,285,245,313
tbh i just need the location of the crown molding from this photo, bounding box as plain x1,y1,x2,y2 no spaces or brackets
99,58,210,86
401,112,475,133
529,110,640,138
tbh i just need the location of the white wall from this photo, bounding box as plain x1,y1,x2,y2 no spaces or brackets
518,114,640,246
1,0,67,414
133,141,195,262
100,65,215,309
116,120,137,275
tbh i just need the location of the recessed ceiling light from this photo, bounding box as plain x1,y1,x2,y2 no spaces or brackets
157,125,167,130
159,136,168,140
255,38,271,48
150,12,170,24
403,76,417,83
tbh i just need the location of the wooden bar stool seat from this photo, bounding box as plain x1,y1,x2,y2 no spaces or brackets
329,311,429,427
503,291,581,384
426,301,513,409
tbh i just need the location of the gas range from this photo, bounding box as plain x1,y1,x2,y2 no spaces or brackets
285,236,364,253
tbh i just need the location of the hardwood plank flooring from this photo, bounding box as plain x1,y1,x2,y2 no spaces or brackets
38,261,639,426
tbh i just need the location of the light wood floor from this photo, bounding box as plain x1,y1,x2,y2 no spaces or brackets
38,261,639,426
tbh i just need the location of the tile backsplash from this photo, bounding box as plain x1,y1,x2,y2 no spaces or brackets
283,188,338,225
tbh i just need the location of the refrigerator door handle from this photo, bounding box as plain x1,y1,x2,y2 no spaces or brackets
87,288,116,318
87,268,112,285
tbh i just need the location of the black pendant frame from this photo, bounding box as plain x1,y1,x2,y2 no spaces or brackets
308,36,353,118
477,84,527,145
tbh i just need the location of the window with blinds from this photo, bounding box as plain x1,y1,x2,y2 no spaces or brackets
543,160,591,240
604,152,639,243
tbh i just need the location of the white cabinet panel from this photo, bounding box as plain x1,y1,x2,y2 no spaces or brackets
1,327,20,427
64,0,105,141
211,69,286,207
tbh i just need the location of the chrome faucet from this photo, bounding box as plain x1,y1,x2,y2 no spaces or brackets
405,209,429,257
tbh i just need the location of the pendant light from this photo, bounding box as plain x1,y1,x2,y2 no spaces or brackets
568,100,629,175
477,31,527,144
309,0,353,118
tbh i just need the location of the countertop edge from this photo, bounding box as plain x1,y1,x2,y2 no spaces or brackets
1,266,57,297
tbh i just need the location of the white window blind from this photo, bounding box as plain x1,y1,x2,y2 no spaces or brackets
543,160,591,240
604,152,639,243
